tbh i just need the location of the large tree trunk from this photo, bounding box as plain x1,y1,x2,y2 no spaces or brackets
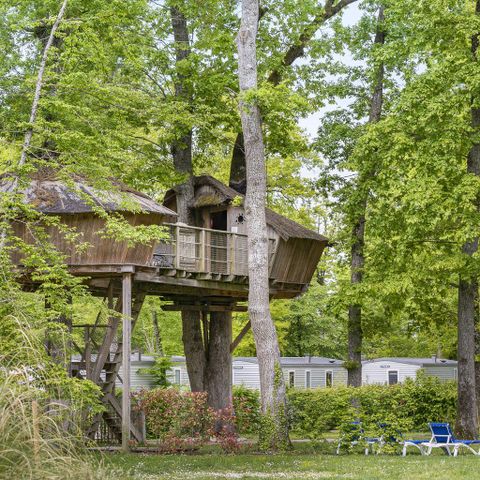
170,6,206,391
170,7,232,406
456,3,480,435
204,312,232,411
237,0,288,449
457,277,479,437
347,6,385,387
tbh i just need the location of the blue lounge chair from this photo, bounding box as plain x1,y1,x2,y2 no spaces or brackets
421,422,480,456
336,422,382,455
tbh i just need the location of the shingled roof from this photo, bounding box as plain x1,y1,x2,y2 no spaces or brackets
165,175,328,242
1,170,177,218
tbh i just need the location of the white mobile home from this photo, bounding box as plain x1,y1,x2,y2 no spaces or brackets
362,357,457,385
170,356,348,390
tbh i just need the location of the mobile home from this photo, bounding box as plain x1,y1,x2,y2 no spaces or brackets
362,357,457,385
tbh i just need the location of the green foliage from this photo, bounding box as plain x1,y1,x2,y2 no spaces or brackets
138,356,173,387
135,388,215,451
232,385,261,434
288,374,457,439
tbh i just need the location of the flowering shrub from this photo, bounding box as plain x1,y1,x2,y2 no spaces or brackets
214,406,241,453
134,388,214,452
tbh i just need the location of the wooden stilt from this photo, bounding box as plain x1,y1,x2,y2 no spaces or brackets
121,272,132,452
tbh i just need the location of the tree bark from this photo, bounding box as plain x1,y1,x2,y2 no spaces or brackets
229,0,359,191
237,0,288,448
152,310,163,355
169,5,206,391
347,6,385,387
181,310,206,391
204,312,232,411
456,3,480,435
169,6,233,411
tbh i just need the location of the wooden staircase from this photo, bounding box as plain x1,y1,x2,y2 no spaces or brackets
72,290,146,444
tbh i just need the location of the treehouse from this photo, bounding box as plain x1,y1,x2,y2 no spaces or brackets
160,175,328,298
2,170,328,450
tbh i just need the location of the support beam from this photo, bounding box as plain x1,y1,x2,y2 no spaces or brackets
230,320,251,353
121,272,132,452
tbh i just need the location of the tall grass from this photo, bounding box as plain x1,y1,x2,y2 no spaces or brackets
0,327,122,480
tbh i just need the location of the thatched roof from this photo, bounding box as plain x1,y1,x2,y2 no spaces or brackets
165,175,328,243
0,171,177,218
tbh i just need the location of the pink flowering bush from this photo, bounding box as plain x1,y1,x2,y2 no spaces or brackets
134,388,215,452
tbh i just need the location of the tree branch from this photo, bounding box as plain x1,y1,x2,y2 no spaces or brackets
267,0,359,85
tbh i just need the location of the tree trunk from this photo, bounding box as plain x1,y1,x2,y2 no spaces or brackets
204,312,232,429
152,310,163,356
347,6,385,387
237,0,288,449
457,278,479,437
181,310,206,391
169,6,206,391
456,1,480,437
169,6,234,413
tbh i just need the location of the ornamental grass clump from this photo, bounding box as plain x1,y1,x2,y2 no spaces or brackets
0,364,117,480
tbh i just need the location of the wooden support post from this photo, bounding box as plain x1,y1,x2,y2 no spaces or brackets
230,320,251,353
122,272,132,452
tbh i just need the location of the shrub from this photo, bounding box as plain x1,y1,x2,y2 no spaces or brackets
135,388,214,451
232,385,261,434
287,375,457,438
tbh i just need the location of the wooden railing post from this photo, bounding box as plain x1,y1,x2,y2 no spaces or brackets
230,233,236,275
200,228,206,272
175,224,181,269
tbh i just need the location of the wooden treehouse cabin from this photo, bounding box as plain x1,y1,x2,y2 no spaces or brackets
2,171,328,449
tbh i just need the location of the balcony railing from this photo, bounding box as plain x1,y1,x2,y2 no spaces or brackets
153,223,276,277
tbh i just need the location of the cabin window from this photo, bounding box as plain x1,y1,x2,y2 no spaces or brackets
325,370,333,388
305,370,311,389
388,370,398,385
288,371,295,388
174,368,181,385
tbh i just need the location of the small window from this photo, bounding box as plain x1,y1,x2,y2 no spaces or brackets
305,370,311,389
174,368,181,385
288,371,295,388
388,370,398,385
326,370,333,388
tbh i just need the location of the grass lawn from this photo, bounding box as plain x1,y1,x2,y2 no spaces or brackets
101,444,480,480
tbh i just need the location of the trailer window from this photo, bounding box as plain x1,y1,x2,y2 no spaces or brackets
305,370,311,388
388,370,398,385
288,371,295,388
326,370,333,388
